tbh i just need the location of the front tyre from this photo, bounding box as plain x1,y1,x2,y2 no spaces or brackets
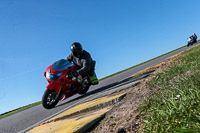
42,89,61,109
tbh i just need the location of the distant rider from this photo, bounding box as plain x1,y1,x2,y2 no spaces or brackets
192,33,197,43
66,42,99,88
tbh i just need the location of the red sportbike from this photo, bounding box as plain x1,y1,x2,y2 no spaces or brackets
42,59,90,109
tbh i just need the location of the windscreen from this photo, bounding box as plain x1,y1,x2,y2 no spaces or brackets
52,59,73,71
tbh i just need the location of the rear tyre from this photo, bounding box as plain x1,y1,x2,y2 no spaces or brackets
42,89,62,109
78,78,90,95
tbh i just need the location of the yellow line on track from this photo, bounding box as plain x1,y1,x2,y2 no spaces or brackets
27,107,110,133
28,93,126,133
50,93,125,121
130,52,183,78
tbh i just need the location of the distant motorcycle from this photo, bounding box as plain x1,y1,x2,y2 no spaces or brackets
187,36,196,47
42,59,90,109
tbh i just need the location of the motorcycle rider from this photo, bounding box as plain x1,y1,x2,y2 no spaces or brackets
66,42,99,89
192,33,197,43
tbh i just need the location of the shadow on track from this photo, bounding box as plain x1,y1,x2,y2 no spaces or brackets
55,77,130,108
55,71,153,108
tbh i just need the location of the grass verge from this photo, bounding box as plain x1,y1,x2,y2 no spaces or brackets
0,101,41,120
140,44,200,132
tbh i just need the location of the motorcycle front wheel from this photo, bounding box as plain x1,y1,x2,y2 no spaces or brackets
42,89,62,109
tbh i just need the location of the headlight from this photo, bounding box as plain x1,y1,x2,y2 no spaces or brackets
46,70,62,81
46,71,51,80
56,73,62,76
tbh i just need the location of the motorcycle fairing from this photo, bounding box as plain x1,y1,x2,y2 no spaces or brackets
46,82,61,94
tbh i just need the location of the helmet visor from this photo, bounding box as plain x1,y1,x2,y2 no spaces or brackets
72,48,82,57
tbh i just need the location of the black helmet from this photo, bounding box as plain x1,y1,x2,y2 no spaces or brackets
70,42,83,58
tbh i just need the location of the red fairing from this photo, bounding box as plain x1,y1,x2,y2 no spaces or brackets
43,59,81,99
46,82,60,94
42,59,87,109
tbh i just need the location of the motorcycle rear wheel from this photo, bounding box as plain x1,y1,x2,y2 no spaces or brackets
78,78,90,95
42,89,62,109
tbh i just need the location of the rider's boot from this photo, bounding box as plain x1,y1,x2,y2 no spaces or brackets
89,73,99,85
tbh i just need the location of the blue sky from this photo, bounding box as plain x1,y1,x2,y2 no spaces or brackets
0,0,200,114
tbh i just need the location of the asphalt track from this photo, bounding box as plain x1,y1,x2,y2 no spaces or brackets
0,43,198,133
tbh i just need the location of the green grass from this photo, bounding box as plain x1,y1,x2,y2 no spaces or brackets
140,45,200,132
0,101,41,119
